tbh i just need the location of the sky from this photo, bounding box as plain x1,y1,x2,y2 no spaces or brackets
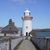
0,0,50,29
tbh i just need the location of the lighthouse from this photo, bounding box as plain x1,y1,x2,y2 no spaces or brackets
22,9,33,36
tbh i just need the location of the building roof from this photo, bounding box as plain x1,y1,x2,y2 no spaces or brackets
1,19,19,34
24,9,30,13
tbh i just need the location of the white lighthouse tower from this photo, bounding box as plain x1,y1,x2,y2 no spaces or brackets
22,9,33,36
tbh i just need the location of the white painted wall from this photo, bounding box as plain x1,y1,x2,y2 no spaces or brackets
6,32,20,37
24,12,30,16
0,30,21,37
0,34,4,36
0,31,4,36
22,20,32,36
0,34,20,37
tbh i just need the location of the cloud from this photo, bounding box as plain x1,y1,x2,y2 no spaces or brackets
33,1,37,4
29,0,37,4
12,0,18,2
10,6,16,10
11,0,37,4
12,0,25,4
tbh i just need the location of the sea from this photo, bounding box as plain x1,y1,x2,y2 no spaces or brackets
37,32,50,37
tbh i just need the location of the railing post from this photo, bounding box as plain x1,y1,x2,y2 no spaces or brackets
9,37,11,50
46,38,49,50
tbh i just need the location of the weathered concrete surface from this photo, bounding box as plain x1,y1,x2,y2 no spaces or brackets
17,40,37,50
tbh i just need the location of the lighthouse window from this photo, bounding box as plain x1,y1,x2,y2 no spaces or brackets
26,26,28,29
29,13,30,15
24,13,25,15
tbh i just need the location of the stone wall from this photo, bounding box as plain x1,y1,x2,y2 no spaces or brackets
11,37,23,50
0,37,23,50
0,39,9,50
30,37,50,50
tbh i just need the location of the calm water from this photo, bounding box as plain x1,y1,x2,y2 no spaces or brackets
37,32,50,37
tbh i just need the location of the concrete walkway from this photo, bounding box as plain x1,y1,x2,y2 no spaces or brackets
17,40,37,50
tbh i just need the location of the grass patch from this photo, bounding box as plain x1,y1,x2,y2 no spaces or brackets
25,36,28,40
0,36,2,38
14,40,23,50
0,36,4,39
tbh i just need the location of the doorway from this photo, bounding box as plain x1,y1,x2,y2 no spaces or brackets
26,32,28,36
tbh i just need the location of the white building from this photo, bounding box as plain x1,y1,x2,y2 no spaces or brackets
0,19,21,37
22,9,33,36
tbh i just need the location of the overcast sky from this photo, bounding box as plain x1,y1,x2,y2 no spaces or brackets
0,0,50,29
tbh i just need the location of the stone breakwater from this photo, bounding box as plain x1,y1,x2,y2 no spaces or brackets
0,37,23,50
30,36,50,50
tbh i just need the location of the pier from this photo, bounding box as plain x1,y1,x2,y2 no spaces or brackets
15,39,37,50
